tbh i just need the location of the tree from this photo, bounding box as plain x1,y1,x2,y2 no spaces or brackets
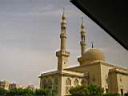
7,88,34,96
70,84,104,96
23,88,34,96
34,88,50,96
124,92,128,96
103,93,120,96
70,86,86,96
86,84,104,96
0,88,8,95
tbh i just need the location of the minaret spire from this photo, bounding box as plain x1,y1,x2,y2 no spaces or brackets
80,17,86,56
56,10,70,71
60,8,67,51
62,8,65,18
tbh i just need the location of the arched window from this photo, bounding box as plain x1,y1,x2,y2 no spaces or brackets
74,79,79,86
81,79,85,85
42,79,47,88
47,78,52,89
81,79,87,86
66,78,71,85
53,77,58,94
54,77,58,85
65,78,71,95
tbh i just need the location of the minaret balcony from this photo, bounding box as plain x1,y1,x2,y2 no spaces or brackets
81,31,86,35
56,50,70,57
60,32,67,38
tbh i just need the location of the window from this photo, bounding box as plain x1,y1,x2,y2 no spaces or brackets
81,79,88,86
66,78,71,85
42,79,47,88
120,78,122,82
53,77,58,94
54,77,58,85
106,88,108,93
66,78,71,94
74,79,79,86
121,89,123,95
47,78,52,89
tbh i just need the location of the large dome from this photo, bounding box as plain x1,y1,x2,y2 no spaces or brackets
78,48,105,65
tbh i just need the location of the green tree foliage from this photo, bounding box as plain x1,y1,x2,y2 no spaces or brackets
0,88,51,96
23,88,34,96
86,85,104,96
0,88,8,95
70,84,104,96
124,92,128,96
7,88,34,96
34,88,50,96
70,86,86,96
103,93,120,96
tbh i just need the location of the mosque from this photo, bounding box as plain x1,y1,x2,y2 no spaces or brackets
39,11,128,96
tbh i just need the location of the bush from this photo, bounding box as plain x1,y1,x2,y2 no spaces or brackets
0,88,8,95
69,84,104,96
0,88,52,96
124,92,128,96
70,86,86,96
6,88,34,96
86,85,104,96
34,88,50,96
103,93,120,96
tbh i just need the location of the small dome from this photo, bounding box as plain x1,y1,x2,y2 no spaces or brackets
79,48,105,65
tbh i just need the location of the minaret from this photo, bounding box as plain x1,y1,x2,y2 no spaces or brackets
80,17,86,56
56,10,70,71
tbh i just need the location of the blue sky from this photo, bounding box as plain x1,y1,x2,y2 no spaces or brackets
0,0,128,87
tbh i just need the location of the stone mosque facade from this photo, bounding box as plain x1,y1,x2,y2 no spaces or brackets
39,12,128,96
